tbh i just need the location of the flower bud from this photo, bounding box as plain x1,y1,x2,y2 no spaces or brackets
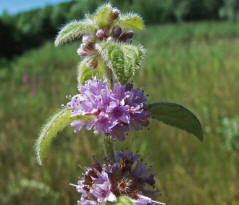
91,60,98,69
85,42,95,51
107,36,114,42
119,30,134,42
112,8,120,20
77,44,88,56
96,29,105,40
86,58,98,69
82,34,93,44
77,48,88,56
112,26,122,38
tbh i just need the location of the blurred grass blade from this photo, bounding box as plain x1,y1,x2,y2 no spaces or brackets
55,20,97,46
77,57,104,85
96,41,145,84
117,13,144,30
149,102,203,141
35,108,92,165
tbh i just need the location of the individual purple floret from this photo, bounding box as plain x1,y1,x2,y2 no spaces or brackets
70,151,165,205
67,77,149,141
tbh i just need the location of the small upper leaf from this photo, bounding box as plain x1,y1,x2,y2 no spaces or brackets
96,41,145,84
55,20,97,46
148,102,203,141
85,13,94,20
77,57,104,85
116,13,144,30
35,108,93,165
94,3,113,28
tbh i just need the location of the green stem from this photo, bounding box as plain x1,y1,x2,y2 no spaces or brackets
104,136,115,162
104,65,114,89
102,64,114,161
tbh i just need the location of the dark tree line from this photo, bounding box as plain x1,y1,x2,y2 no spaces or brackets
0,0,239,61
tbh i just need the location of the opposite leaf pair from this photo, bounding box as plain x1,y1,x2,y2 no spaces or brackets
36,77,203,166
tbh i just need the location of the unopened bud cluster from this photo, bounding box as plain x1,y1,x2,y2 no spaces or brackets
77,8,134,69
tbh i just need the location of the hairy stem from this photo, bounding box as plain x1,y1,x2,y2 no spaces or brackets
104,136,115,162
102,63,114,160
104,65,114,89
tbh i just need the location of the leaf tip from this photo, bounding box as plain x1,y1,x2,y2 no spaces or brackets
54,39,60,47
197,128,204,142
149,102,204,142
35,137,43,166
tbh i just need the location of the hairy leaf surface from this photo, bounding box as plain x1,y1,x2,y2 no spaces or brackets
117,13,144,30
55,20,96,46
36,108,92,165
96,41,145,84
94,3,113,28
77,57,104,85
149,102,203,141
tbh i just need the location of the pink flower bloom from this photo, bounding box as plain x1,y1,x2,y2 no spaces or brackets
23,74,29,85
31,89,37,96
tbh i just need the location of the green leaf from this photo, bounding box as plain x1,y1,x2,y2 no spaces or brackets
85,13,94,20
103,196,133,205
94,3,113,28
149,102,203,141
35,108,92,165
77,57,104,85
54,20,97,46
115,196,133,205
117,13,144,30
96,41,145,84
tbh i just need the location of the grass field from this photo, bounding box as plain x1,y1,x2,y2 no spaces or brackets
1,22,239,205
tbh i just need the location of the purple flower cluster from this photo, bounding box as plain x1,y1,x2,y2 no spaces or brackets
67,77,149,141
70,151,165,205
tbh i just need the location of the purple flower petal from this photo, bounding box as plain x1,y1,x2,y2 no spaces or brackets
67,78,149,141
72,152,163,205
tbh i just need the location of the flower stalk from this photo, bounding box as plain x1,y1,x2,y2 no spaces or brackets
104,64,114,89
104,135,115,162
103,63,115,162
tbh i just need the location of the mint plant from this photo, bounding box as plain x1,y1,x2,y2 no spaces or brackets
35,3,203,205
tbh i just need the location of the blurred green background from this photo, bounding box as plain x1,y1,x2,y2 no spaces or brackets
1,0,239,205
